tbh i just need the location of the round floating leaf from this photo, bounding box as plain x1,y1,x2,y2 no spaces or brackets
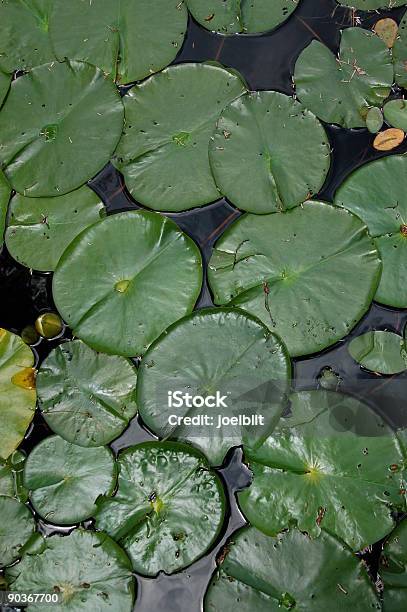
366,106,383,134
294,27,393,129
50,0,187,84
0,451,27,501
138,308,291,466
349,331,407,375
0,496,36,568
337,0,406,8
238,390,406,551
0,0,55,73
0,60,124,197
6,529,136,611
5,186,105,271
24,435,116,525
0,329,36,461
186,0,300,35
374,18,398,49
335,154,407,307
381,520,407,611
384,99,407,131
373,128,405,151
208,201,381,357
53,210,202,357
95,441,226,576
0,70,11,107
204,526,380,611
0,170,11,248
114,62,246,212
394,13,407,88
209,91,330,214
38,340,138,447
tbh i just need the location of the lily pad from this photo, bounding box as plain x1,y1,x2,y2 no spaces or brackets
0,70,11,107
0,451,27,501
0,495,36,568
208,201,381,357
366,106,384,134
0,328,36,461
204,526,380,611
6,529,136,611
37,340,138,447
294,27,393,129
384,99,407,132
52,210,202,357
381,520,407,611
349,331,407,375
186,0,300,35
24,435,116,525
394,13,407,89
335,154,407,308
0,170,11,248
138,308,291,466
337,0,406,7
238,390,406,551
114,62,246,212
50,0,187,84
373,128,405,151
209,91,330,214
374,18,399,49
95,441,226,576
5,186,105,271
0,0,55,73
0,60,124,197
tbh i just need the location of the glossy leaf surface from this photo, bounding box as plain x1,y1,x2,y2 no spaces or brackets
95,441,226,576
114,63,246,211
208,201,381,356
52,211,202,357
37,340,138,446
209,91,330,214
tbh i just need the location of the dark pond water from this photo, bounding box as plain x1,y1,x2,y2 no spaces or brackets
1,0,407,610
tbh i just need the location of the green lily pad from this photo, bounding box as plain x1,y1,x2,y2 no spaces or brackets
394,13,407,89
186,0,300,35
0,328,36,461
349,331,407,375
381,520,407,611
0,70,11,106
0,495,36,568
0,169,11,248
337,0,407,9
204,526,380,611
6,529,136,611
0,451,28,501
335,154,407,308
208,201,381,357
366,106,384,134
0,0,55,73
114,62,246,212
384,99,407,131
294,27,393,129
24,435,116,525
95,441,226,576
238,390,406,551
53,210,202,357
50,0,187,84
0,60,124,197
37,340,138,447
5,186,105,271
209,91,330,214
138,308,291,466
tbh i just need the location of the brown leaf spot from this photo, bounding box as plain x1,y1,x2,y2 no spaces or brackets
11,367,36,390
